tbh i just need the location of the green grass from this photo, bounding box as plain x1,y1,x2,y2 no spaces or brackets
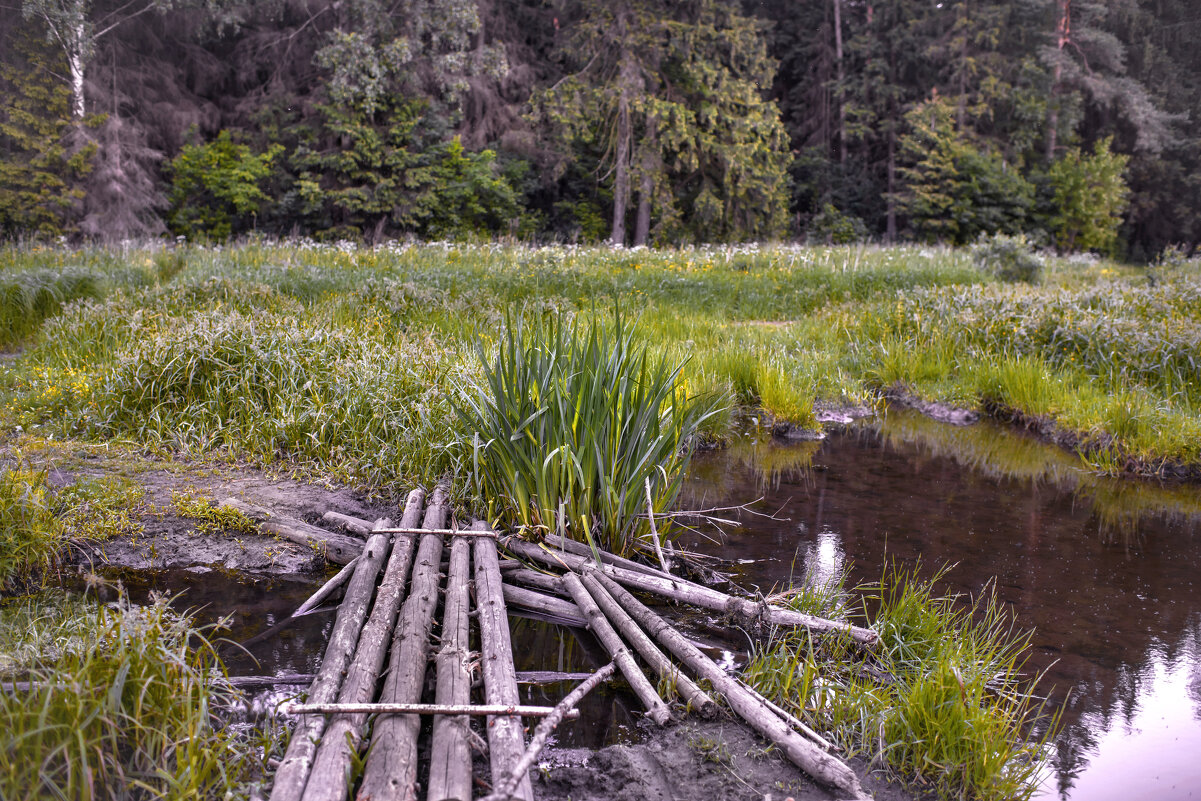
0,466,63,593
455,311,725,555
744,564,1058,801
0,588,278,799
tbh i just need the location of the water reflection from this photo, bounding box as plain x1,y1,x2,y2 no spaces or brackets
680,412,1201,800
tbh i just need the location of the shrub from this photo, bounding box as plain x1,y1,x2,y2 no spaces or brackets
972,233,1044,284
455,312,725,556
808,203,868,245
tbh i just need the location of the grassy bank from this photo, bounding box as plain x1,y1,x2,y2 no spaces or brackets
3,240,1196,489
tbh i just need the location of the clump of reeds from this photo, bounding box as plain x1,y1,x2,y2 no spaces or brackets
0,590,274,799
0,267,103,348
744,564,1057,801
456,311,725,556
0,466,63,593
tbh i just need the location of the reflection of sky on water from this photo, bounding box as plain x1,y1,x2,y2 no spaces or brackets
682,416,1201,801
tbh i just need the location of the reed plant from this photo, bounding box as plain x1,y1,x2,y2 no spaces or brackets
0,590,274,799
0,267,103,348
744,564,1057,801
455,312,726,556
0,465,63,593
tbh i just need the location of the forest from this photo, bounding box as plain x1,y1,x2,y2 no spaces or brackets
2,0,1199,258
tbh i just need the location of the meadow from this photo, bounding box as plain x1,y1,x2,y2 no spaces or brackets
1,240,1197,800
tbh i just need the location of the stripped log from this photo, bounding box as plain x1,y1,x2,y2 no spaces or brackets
356,486,449,801
480,662,618,801
505,567,568,596
503,537,877,645
592,571,868,800
561,572,672,726
322,510,374,537
268,527,393,801
222,498,364,565
515,671,594,684
474,529,534,801
284,702,578,718
579,567,716,719
293,555,361,618
228,674,316,689
300,491,425,801
543,534,672,581
733,676,837,752
427,534,474,801
502,584,587,627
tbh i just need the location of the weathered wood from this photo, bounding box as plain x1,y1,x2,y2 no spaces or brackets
592,571,868,800
480,662,618,801
293,556,361,618
427,534,474,801
560,572,672,727
356,486,450,801
504,567,568,596
733,676,837,751
514,671,595,684
474,532,534,801
322,510,374,537
503,537,877,645
300,491,425,801
283,702,578,718
376,526,498,538
227,674,316,689
579,567,717,719
222,498,364,565
502,583,587,627
644,476,672,573
268,527,393,801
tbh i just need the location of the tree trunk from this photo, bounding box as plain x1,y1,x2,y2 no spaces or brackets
1046,0,1070,162
833,0,847,164
611,10,636,246
634,124,657,246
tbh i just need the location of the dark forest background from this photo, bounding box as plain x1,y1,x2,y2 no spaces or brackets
2,0,1199,259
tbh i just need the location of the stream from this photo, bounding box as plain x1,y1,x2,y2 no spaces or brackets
97,409,1201,799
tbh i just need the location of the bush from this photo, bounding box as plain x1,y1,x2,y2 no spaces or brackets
167,130,282,240
807,203,868,245
455,312,725,556
972,233,1044,284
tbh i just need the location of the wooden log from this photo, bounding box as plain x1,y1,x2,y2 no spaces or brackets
542,534,671,581
376,526,497,538
268,527,393,801
228,674,316,689
732,676,837,752
293,555,362,618
514,671,595,684
427,534,474,801
592,571,868,800
356,486,450,801
502,583,587,628
322,510,374,537
283,703,578,718
300,491,425,801
504,567,568,596
222,498,364,565
579,567,717,719
474,532,534,801
480,662,618,801
503,537,877,645
560,572,672,726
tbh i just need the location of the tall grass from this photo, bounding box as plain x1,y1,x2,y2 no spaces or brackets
0,268,104,348
0,466,63,593
455,312,726,555
744,564,1057,801
0,590,275,799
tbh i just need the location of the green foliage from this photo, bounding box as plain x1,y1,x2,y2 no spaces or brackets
293,100,519,240
454,312,725,556
807,203,868,245
0,22,92,239
53,475,145,541
1047,137,1130,254
0,590,277,799
972,233,1044,283
167,130,282,240
744,565,1056,801
0,465,63,593
899,97,1035,245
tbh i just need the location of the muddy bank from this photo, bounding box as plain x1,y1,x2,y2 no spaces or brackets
44,450,394,576
536,718,919,801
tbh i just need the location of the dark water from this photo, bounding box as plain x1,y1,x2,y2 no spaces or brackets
679,411,1201,801
100,410,1201,797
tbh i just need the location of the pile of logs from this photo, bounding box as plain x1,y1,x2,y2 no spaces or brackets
222,495,876,801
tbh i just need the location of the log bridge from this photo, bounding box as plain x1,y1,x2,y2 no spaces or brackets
230,488,875,801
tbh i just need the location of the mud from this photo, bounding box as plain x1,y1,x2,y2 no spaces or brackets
535,718,920,801
44,451,393,576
